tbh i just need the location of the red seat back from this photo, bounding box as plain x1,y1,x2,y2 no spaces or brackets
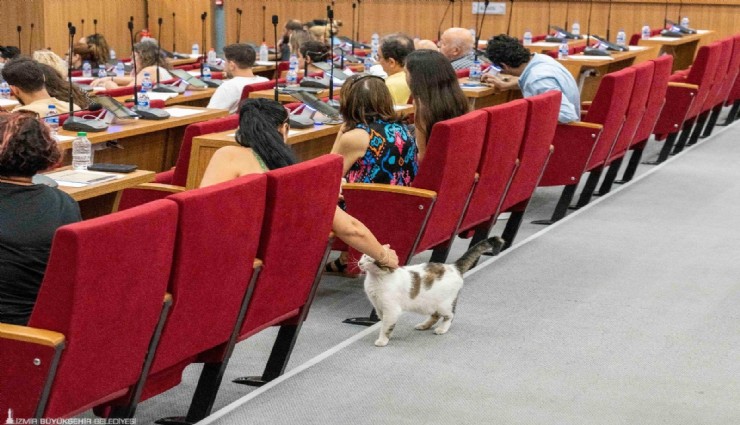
239,155,342,338
239,80,277,102
700,38,734,114
708,36,740,109
139,174,266,398
15,201,177,418
171,114,240,187
727,35,740,104
633,54,674,146
413,111,487,252
501,91,560,212
456,68,470,78
458,99,528,233
583,67,636,171
607,61,655,163
682,42,722,119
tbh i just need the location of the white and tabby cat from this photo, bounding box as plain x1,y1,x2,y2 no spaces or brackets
358,236,504,347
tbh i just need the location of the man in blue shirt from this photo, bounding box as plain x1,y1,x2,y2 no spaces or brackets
482,34,580,123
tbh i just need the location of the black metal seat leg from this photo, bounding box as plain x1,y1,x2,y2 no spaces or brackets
596,158,623,195
500,210,524,250
573,168,603,208
686,111,709,146
719,100,740,126
616,147,644,183
672,117,697,154
234,324,302,386
701,105,722,138
532,184,577,226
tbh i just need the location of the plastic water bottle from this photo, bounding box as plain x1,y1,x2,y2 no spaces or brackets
558,42,569,59
641,24,651,40
45,104,59,135
371,33,379,60
363,55,373,71
259,42,269,62
616,29,627,46
207,48,217,66
286,54,298,86
572,21,581,36
141,72,153,92
680,17,689,27
469,60,482,82
82,61,92,78
0,81,10,99
110,49,116,61
523,30,533,46
191,42,199,57
72,132,93,170
115,61,125,78
203,65,212,79
97,65,106,79
137,90,150,110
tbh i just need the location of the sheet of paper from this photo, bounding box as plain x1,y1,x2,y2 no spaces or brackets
164,107,204,118
148,92,179,102
647,36,684,42
54,135,76,142
255,61,275,66
46,169,122,187
0,99,19,107
566,55,615,61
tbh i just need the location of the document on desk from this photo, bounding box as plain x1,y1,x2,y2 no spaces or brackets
255,61,275,66
164,107,205,118
46,170,122,187
0,99,19,108
54,135,76,143
567,55,615,61
148,92,179,102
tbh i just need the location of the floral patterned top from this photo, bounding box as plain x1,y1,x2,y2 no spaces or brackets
346,119,418,186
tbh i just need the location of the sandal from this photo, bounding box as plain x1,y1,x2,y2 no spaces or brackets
324,257,348,275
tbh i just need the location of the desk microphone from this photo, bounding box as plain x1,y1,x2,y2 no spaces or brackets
153,17,181,93
351,2,357,55
437,0,454,42
93,19,98,34
172,12,176,52
272,15,279,102
262,5,267,43
564,0,571,33
506,0,515,36
327,5,338,108
547,0,552,38
236,8,243,43
62,25,108,132
606,0,614,42
128,19,169,120
583,0,611,56
29,24,34,53
474,0,490,60
356,0,362,45
663,0,670,30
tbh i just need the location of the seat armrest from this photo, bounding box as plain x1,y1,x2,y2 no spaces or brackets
343,183,437,268
132,183,187,193
539,122,603,187
116,184,187,212
0,323,65,347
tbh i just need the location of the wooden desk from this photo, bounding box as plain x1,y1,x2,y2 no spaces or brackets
638,30,713,72
526,38,587,54
249,87,342,103
113,88,218,108
459,79,522,110
54,168,155,219
56,106,228,173
558,45,658,101
168,57,198,67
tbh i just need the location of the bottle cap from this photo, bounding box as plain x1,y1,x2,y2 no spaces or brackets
77,132,87,136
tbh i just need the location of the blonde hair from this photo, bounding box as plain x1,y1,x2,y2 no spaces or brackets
309,25,330,43
32,50,68,79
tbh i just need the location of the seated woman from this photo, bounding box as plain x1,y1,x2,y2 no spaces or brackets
80,33,111,65
91,40,172,90
70,42,101,70
326,74,417,271
38,63,92,110
405,49,469,160
199,98,399,270
332,74,417,185
0,112,82,325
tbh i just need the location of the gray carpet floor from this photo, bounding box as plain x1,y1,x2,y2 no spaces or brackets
104,115,740,424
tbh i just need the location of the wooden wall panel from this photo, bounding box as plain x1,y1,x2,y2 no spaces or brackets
0,0,45,54
38,0,146,58
147,0,212,55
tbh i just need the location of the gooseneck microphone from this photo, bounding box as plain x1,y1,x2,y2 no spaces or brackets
153,17,179,93
262,5,267,42
200,12,207,79
356,0,362,45
664,0,670,30
93,19,98,34
129,19,170,120
583,0,610,56
506,0,515,36
272,15,279,101
16,26,21,54
564,0,570,32
80,19,85,36
29,24,34,52
547,0,552,36
172,12,176,52
606,0,613,42
677,0,684,24
236,8,243,43
62,24,108,132
327,5,338,108
438,0,454,43
351,2,357,55
474,0,490,61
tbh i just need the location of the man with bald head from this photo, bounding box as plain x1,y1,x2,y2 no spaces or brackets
439,27,490,71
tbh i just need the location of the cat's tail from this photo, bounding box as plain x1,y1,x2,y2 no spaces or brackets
454,236,505,274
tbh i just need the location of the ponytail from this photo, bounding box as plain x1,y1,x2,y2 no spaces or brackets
236,98,297,170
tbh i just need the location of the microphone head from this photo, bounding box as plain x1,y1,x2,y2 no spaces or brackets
352,2,356,8
128,21,134,31
158,17,163,25
272,15,279,25
31,23,34,29
201,12,207,20
67,22,72,29
70,25,76,36
17,26,21,32
328,9,334,19
81,19,85,24
93,19,97,25
129,16,134,23
88,102,103,112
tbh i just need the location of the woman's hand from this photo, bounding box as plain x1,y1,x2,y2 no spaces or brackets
378,244,399,269
481,73,518,91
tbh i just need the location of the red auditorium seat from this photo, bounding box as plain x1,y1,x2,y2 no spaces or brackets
455,99,529,254
615,55,674,184
0,200,177,419
701,35,740,137
98,174,267,421
721,35,740,125
499,91,560,249
239,80,278,102
116,113,240,210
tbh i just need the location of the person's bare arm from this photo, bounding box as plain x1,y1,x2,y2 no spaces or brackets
332,207,399,268
481,73,519,91
199,146,265,187
330,128,370,175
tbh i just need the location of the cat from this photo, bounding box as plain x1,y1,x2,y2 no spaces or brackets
358,236,504,347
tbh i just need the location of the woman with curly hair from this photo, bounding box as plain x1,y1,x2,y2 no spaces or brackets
0,112,81,325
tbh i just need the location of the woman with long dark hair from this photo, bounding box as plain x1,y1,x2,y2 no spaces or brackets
200,98,399,269
38,63,92,110
405,49,469,160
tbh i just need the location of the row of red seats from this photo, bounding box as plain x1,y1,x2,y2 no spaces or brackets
0,155,344,421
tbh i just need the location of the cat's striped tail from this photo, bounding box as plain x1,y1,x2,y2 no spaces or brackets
454,236,505,274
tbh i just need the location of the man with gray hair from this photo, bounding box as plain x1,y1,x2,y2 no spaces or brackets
438,27,490,71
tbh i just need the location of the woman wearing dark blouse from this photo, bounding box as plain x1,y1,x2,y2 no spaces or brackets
0,112,81,325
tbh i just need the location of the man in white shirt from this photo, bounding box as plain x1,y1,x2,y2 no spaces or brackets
207,44,269,114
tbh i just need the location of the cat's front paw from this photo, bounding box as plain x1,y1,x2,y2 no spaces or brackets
374,337,389,347
433,327,449,335
415,322,432,330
